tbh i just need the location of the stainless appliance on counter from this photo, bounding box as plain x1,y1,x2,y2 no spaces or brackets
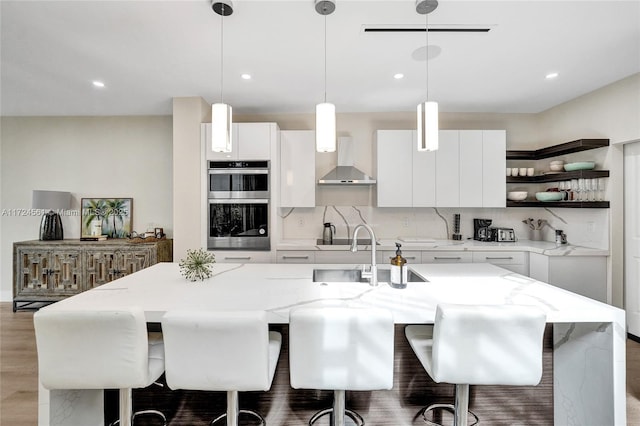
207,161,270,250
490,227,517,242
473,218,493,241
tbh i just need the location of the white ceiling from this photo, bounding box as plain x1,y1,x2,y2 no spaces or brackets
1,0,639,116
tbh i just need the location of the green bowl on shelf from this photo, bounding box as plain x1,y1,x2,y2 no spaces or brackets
564,161,595,171
535,192,563,202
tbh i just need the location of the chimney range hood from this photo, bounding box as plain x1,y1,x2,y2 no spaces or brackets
318,137,376,185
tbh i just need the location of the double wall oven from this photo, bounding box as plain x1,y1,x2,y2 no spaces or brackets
207,161,270,250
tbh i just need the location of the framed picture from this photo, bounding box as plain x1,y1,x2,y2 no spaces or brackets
81,198,133,238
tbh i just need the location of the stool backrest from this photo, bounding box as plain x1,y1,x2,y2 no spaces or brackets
161,310,271,391
431,303,546,386
34,308,150,390
289,306,394,391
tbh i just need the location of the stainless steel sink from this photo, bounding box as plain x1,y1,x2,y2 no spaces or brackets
312,268,426,283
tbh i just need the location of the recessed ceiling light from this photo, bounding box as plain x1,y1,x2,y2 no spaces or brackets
545,72,559,80
92,80,105,88
394,73,404,80
241,74,251,80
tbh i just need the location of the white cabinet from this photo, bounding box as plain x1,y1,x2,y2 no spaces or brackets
314,251,372,264
211,250,273,263
422,251,473,263
280,130,315,208
377,250,422,264
529,253,607,302
204,122,276,160
376,129,505,208
472,251,528,275
276,250,316,263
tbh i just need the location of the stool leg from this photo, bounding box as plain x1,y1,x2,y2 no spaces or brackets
332,390,346,426
227,390,239,426
119,388,132,426
454,384,469,426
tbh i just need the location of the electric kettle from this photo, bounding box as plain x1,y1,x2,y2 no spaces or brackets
322,222,336,244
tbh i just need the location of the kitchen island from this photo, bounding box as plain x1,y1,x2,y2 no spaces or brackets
38,262,625,425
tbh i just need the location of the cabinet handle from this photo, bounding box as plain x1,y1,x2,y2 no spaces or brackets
434,256,462,260
224,256,251,260
405,256,417,260
485,256,514,260
282,255,309,259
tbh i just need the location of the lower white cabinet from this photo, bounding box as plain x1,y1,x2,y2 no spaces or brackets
276,251,316,263
314,251,373,264
422,251,473,263
377,250,422,264
472,251,528,275
212,251,273,263
529,253,607,302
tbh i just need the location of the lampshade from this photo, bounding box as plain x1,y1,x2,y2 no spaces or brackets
32,190,71,241
316,102,336,152
417,101,439,151
32,190,71,211
211,103,232,153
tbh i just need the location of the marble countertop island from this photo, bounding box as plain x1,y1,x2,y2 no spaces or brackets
40,262,625,426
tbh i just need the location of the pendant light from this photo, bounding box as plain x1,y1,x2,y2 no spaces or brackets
211,1,233,153
315,0,336,153
416,0,439,152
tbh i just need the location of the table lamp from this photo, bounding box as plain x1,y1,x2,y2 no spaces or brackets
32,190,71,240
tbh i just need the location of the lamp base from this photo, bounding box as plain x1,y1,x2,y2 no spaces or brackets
39,211,64,241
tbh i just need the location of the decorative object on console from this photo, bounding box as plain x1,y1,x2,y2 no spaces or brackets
179,248,216,282
315,0,337,152
81,198,132,239
416,0,439,151
32,190,71,241
211,1,234,153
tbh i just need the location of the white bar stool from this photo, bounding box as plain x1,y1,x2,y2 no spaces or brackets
289,306,395,426
161,310,282,426
405,303,546,426
33,308,166,426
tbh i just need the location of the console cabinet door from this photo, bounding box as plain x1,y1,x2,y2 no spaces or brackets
14,248,82,297
84,247,153,290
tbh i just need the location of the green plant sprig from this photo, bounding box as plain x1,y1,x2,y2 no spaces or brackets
179,248,216,281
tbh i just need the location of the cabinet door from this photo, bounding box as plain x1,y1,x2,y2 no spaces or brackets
277,250,316,263
459,130,483,207
15,248,82,296
213,250,273,263
314,251,372,264
280,130,315,207
377,250,421,264
204,123,240,160
237,123,271,160
376,130,413,207
435,131,460,207
482,130,506,207
422,251,472,263
413,134,437,207
472,251,528,275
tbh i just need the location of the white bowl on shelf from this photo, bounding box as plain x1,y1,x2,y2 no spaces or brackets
549,164,564,172
550,160,565,166
507,191,528,201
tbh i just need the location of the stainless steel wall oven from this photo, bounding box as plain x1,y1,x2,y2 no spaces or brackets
207,161,270,250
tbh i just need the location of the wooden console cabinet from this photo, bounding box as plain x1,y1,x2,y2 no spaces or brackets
13,239,173,311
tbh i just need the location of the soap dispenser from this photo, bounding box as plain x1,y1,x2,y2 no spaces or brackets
390,242,408,289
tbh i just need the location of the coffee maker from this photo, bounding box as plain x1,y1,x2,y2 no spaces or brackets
473,218,493,241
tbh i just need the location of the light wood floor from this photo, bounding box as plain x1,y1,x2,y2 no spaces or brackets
1,302,639,425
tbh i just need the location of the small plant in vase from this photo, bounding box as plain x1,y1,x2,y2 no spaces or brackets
179,248,216,281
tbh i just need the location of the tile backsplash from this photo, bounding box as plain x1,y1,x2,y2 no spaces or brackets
279,206,609,249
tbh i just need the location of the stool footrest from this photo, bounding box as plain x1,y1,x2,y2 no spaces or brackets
417,403,479,426
211,409,266,426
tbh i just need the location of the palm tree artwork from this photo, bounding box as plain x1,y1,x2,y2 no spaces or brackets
81,198,132,238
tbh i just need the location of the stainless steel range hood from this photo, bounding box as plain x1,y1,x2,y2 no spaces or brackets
318,137,376,185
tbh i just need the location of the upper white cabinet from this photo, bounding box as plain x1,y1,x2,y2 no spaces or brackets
204,122,276,160
376,129,506,208
280,130,315,208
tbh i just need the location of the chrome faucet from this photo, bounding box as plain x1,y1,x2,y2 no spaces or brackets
350,224,378,286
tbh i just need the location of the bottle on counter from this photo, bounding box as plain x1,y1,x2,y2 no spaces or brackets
390,242,408,289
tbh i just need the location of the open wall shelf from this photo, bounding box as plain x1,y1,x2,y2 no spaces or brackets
506,200,610,208
507,170,609,183
506,139,609,160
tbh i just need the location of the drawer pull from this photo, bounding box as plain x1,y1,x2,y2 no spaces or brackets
282,255,309,260
405,256,417,260
485,256,514,260
434,256,462,260
224,256,251,260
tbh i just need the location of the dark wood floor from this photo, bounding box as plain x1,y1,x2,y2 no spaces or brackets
2,302,639,425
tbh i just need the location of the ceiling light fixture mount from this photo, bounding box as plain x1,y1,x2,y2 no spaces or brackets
211,1,234,153
315,0,337,153
416,0,439,152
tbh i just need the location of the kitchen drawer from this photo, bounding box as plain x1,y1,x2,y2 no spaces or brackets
377,250,422,264
276,250,316,264
314,251,372,264
472,251,528,275
213,251,272,263
421,251,472,263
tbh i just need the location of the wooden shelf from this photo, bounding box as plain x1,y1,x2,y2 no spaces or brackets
506,200,609,208
507,170,609,183
506,139,609,160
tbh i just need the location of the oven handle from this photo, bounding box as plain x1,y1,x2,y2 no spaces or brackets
208,169,269,175
208,199,269,204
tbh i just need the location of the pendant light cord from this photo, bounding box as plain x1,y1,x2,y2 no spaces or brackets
425,10,429,101
324,13,327,103
220,4,224,103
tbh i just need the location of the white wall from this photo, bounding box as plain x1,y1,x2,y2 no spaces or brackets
0,116,172,301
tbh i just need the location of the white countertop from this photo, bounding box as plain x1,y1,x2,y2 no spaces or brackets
276,238,609,256
46,262,622,325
